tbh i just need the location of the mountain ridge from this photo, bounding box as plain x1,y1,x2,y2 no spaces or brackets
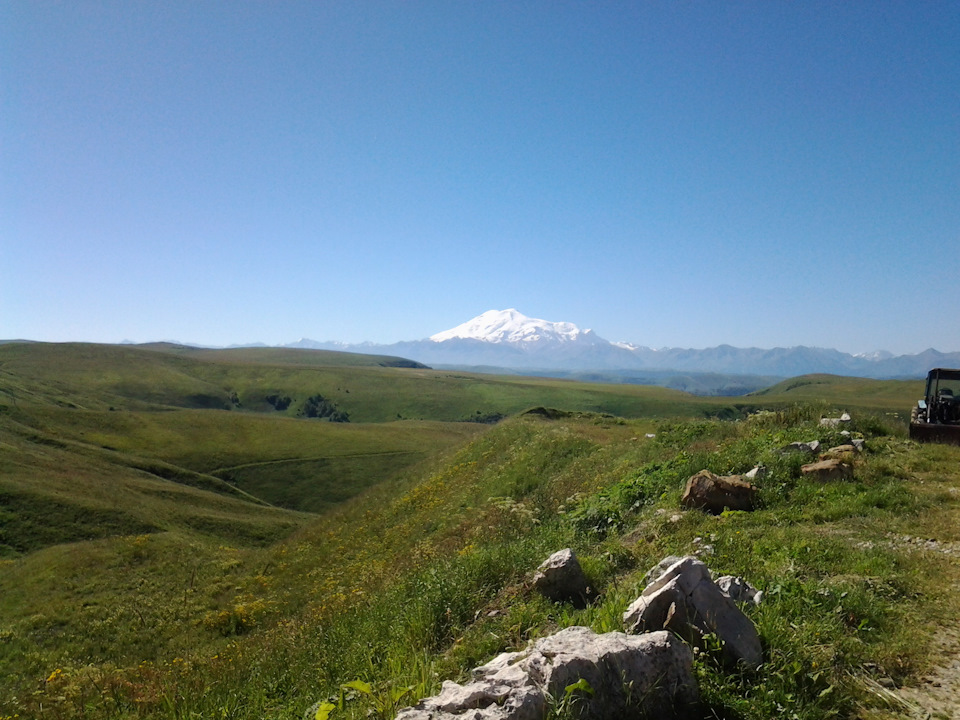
7,310,957,380
285,309,960,379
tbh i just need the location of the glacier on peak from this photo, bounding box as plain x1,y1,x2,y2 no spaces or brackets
429,309,602,345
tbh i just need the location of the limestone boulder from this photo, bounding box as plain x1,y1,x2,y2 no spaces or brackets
623,556,763,669
681,470,757,514
395,627,697,720
531,549,591,607
640,555,685,586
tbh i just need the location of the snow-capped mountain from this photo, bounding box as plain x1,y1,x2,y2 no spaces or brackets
853,350,895,362
277,309,960,381
429,309,604,345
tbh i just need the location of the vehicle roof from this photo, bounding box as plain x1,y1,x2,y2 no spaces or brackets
929,368,960,378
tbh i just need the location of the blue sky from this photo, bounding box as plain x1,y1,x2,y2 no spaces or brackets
3,1,958,354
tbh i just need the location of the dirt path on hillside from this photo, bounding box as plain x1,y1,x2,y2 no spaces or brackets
895,623,960,719
883,535,960,720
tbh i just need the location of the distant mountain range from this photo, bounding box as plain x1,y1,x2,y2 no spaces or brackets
281,309,960,380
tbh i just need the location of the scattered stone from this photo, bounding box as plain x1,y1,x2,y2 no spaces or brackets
691,537,715,557
623,556,763,669
531,549,591,607
780,440,821,455
819,412,852,428
645,433,656,439
681,470,758,515
825,444,858,460
744,465,766,480
715,576,764,606
395,627,698,720
888,533,960,557
801,458,853,482
851,438,866,452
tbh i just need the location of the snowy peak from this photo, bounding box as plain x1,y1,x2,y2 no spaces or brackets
430,309,602,345
853,350,895,362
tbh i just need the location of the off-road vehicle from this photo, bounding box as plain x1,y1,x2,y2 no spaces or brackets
909,368,960,444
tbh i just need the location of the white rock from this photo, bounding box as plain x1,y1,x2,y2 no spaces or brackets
715,575,764,606
396,628,697,720
623,556,763,669
780,440,821,454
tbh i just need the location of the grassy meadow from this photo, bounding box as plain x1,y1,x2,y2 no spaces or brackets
0,341,951,720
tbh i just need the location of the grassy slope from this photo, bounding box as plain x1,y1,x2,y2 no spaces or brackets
750,374,924,413
0,342,923,422
4,409,958,720
0,343,490,693
0,341,946,719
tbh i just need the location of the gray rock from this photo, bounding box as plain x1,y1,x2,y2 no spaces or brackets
532,549,591,607
851,438,866,452
641,555,686,586
780,440,821,455
623,556,763,669
715,575,763,606
395,627,697,720
681,470,757,514
744,465,766,480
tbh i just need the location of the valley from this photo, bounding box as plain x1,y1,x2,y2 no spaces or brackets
0,341,954,720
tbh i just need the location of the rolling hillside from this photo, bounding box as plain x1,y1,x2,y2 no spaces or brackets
1,340,949,720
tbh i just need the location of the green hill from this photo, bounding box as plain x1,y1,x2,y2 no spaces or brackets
2,341,952,720
750,373,923,411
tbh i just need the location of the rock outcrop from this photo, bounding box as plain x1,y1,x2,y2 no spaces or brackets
395,627,697,720
622,556,763,669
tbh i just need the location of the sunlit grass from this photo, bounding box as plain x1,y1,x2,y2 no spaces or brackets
0,342,952,720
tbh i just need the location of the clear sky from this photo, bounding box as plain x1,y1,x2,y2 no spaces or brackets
3,1,958,354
